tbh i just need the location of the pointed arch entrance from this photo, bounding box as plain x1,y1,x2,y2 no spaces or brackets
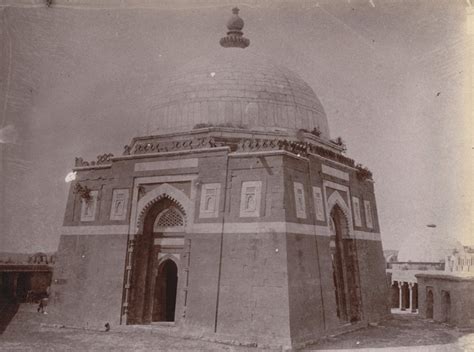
329,204,362,323
127,195,185,324
152,259,178,322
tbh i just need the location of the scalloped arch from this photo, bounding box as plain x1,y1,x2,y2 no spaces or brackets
327,190,354,238
135,183,192,234
158,255,180,269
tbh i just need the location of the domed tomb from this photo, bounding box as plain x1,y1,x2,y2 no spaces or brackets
52,8,389,350
148,9,329,138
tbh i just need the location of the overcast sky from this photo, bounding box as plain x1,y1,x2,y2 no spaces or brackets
0,0,472,253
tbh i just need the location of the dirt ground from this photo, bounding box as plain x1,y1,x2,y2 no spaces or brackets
0,304,473,351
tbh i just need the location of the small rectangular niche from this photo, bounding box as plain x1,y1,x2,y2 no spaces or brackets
364,200,373,229
313,186,325,222
80,190,99,222
110,189,130,221
239,181,262,218
352,196,362,227
294,182,307,219
199,183,221,218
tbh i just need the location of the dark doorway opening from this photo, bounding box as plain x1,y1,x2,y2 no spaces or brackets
441,291,450,323
152,260,178,322
329,205,362,323
330,244,347,321
127,197,184,325
426,288,434,319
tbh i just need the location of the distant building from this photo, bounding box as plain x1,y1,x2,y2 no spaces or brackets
49,9,389,350
387,261,443,314
0,252,54,303
385,233,473,328
417,272,474,328
445,246,474,273
413,245,474,328
383,249,398,264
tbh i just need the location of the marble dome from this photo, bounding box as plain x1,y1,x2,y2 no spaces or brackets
148,48,330,138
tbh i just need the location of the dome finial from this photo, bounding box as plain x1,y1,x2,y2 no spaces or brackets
220,7,250,49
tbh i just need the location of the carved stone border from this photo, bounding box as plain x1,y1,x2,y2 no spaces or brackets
323,180,355,239
129,175,197,237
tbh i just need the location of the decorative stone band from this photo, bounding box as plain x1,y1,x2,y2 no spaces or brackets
230,150,309,161
129,136,224,155
189,222,381,241
134,158,198,172
74,153,114,168
321,164,349,181
73,164,112,171
114,147,230,162
122,136,355,170
62,225,129,236
154,238,185,246
353,230,381,241
75,134,368,179
61,223,381,241
236,138,310,157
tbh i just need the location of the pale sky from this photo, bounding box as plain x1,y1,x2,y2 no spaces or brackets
0,0,472,253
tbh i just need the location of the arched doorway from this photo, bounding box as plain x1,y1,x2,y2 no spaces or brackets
128,197,184,324
426,288,434,319
329,205,361,323
441,291,451,323
152,259,178,322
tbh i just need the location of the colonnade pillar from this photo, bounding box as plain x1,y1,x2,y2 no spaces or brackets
394,280,418,313
409,282,414,312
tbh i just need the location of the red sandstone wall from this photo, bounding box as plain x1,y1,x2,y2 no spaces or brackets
50,234,128,329
283,154,389,344
51,146,389,347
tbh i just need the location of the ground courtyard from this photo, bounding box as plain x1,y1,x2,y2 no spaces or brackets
0,304,473,351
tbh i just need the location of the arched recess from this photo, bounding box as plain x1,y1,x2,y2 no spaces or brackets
157,254,181,271
329,203,362,323
426,288,434,319
441,291,450,323
326,190,354,238
127,187,187,325
134,183,193,235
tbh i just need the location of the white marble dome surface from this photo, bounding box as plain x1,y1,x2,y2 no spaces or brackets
148,48,330,137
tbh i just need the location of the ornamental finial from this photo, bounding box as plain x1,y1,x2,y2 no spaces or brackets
219,7,250,49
